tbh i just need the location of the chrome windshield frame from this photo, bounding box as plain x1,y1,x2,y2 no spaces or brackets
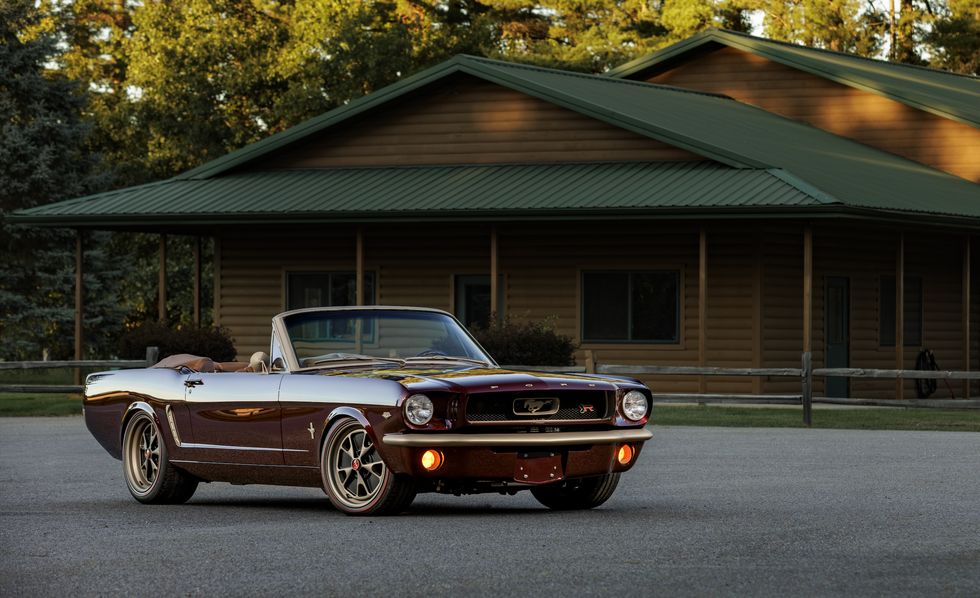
271,306,498,373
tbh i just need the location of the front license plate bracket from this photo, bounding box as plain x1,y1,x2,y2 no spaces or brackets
514,452,563,484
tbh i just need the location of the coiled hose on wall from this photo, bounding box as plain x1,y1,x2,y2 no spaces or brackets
914,349,939,398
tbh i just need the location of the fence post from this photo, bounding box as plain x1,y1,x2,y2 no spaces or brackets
145,346,159,367
801,352,813,427
584,349,595,374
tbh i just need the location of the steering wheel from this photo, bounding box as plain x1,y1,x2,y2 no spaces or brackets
415,350,447,357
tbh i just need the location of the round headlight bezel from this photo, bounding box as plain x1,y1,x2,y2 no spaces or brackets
621,390,649,422
404,393,434,426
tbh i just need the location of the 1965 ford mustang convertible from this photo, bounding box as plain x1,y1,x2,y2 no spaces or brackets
84,307,653,515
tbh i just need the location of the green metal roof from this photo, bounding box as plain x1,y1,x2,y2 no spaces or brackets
11,52,980,228
607,28,980,128
12,162,980,228
10,163,833,225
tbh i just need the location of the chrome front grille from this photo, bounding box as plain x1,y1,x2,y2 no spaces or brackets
465,390,609,423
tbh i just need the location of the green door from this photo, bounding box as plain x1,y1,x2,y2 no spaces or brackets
825,277,850,398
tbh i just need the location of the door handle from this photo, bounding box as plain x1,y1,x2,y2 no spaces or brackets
184,379,204,388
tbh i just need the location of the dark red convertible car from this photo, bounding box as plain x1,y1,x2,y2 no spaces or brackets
84,307,653,515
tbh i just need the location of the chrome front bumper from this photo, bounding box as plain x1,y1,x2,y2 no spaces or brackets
382,428,652,447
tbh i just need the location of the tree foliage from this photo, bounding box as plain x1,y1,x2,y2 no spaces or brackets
0,0,126,360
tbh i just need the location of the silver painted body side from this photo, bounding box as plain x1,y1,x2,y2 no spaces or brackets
184,371,285,404
85,368,186,403
278,373,407,407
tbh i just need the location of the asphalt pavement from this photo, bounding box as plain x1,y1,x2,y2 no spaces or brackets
1,417,978,597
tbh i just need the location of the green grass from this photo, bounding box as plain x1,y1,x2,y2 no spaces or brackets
652,405,980,432
0,393,82,417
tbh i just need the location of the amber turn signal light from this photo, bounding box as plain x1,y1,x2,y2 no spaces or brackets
421,449,444,471
616,444,634,465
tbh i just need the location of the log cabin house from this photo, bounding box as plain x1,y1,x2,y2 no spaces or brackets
14,31,980,400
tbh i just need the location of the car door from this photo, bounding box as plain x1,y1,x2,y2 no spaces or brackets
183,371,285,465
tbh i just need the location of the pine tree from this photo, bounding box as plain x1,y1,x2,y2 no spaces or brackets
0,0,124,359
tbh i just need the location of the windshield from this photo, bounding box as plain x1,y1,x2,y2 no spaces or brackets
282,309,493,368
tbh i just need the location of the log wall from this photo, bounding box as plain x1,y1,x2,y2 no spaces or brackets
217,222,975,399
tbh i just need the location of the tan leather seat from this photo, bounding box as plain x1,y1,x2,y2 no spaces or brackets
151,354,215,373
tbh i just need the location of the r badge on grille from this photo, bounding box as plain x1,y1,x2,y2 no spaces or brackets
513,398,560,416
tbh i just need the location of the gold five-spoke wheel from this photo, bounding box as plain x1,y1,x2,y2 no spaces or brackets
125,417,161,493
321,418,416,515
332,428,386,506
122,411,198,504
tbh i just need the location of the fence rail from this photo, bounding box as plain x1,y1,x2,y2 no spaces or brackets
0,359,151,371
0,347,159,395
3,350,977,424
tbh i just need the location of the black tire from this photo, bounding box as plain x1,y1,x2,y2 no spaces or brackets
530,473,621,510
320,418,416,515
122,411,198,504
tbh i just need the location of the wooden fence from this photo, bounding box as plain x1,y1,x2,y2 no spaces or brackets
0,347,159,393
3,349,977,425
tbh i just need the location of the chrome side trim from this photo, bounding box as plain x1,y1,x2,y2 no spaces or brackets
382,428,652,447
164,405,183,448
170,460,318,469
179,442,307,453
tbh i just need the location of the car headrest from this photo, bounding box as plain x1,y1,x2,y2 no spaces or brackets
249,351,270,374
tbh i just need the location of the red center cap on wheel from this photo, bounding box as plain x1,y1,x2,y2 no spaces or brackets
352,459,361,470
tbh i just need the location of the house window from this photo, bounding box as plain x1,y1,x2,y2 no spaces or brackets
286,272,376,341
880,275,922,347
582,271,680,343
286,272,375,311
454,275,504,328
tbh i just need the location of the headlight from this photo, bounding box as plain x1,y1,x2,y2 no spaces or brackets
404,394,434,426
621,390,648,421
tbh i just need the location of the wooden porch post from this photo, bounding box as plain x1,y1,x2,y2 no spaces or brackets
752,240,763,395
698,228,707,394
963,236,971,399
74,231,84,385
158,234,167,322
355,227,365,306
490,226,499,319
803,225,813,356
213,237,221,326
192,236,201,325
896,232,905,399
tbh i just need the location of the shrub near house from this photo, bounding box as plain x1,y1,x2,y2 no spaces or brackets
119,323,236,362
470,317,577,367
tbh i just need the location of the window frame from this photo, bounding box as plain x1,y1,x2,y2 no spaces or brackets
580,269,682,344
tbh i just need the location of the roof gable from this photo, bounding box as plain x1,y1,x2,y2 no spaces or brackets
178,55,756,180
253,74,701,169
607,28,980,128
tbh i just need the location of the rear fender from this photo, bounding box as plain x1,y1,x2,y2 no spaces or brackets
120,401,158,451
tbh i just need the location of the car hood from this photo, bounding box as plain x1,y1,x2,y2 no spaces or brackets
315,365,633,394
